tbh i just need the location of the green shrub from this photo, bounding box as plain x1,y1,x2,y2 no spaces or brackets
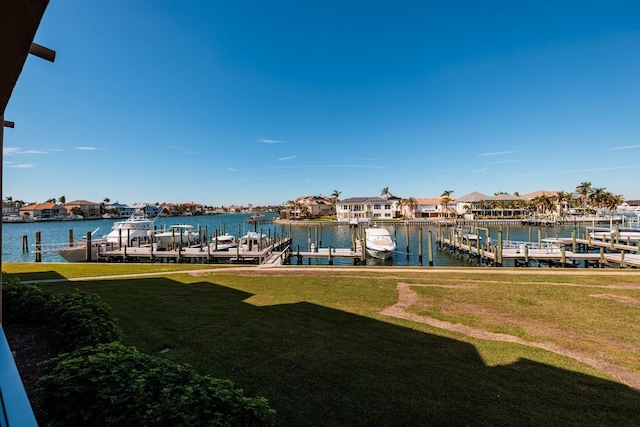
45,291,122,352
1,275,52,324
39,343,275,426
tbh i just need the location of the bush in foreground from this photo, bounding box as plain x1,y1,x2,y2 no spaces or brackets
45,291,122,352
1,277,52,324
39,342,275,427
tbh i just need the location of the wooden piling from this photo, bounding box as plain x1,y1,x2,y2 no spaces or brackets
22,235,28,253
418,228,423,266
428,230,433,266
85,231,92,261
35,231,42,262
405,224,410,255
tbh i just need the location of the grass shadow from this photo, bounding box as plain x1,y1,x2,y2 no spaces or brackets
50,277,640,426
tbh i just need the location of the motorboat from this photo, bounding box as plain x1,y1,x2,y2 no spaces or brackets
588,226,640,243
57,239,106,262
104,209,157,246
46,228,106,262
364,227,397,260
154,224,200,245
245,214,272,224
239,231,269,252
210,233,238,251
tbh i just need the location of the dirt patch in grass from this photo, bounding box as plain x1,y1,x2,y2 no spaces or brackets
381,281,640,392
591,294,640,307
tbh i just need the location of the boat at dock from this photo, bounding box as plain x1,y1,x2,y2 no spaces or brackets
364,227,397,260
104,209,158,246
239,231,269,252
588,226,640,243
209,233,238,251
40,228,106,262
154,224,200,245
245,214,273,224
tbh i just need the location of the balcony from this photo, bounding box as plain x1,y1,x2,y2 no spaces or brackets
0,325,37,426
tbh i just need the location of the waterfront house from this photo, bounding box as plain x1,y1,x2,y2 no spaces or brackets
20,202,67,221
135,203,166,217
2,202,21,218
408,198,455,218
336,197,400,223
282,195,334,219
63,199,101,219
454,191,528,218
180,202,203,216
105,202,136,218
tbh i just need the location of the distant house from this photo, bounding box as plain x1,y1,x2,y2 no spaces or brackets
283,195,334,219
105,202,136,218
180,202,203,216
336,197,400,223
20,202,67,220
135,203,166,217
64,199,101,219
454,191,528,218
2,202,20,218
410,198,454,218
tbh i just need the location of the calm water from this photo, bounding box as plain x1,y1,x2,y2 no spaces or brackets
2,213,582,267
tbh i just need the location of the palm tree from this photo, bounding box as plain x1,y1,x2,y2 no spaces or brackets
400,197,418,219
575,182,592,208
440,190,454,218
556,191,572,221
604,193,623,214
330,190,341,215
58,195,66,203
380,187,390,199
589,187,607,214
104,197,111,204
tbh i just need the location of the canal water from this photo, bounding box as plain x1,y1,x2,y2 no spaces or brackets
2,213,584,266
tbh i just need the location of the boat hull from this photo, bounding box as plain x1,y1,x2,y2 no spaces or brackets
364,227,397,260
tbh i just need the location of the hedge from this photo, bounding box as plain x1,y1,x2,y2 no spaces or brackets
39,343,276,426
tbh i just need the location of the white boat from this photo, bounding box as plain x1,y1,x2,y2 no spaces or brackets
104,209,157,246
589,227,640,243
57,239,106,262
154,224,200,245
210,233,238,251
239,231,269,252
44,228,106,262
364,227,397,260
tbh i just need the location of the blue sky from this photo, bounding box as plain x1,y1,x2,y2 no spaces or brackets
4,1,640,206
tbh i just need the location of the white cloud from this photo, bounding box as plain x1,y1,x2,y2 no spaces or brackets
4,162,35,168
3,147,21,156
608,145,640,151
72,146,99,151
258,138,285,144
278,155,297,161
478,151,516,157
3,147,46,156
471,168,488,173
486,159,517,165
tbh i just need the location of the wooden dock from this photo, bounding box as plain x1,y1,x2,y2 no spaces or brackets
98,237,293,265
437,228,640,268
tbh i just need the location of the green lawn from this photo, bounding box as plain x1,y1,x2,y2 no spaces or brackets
4,263,640,426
